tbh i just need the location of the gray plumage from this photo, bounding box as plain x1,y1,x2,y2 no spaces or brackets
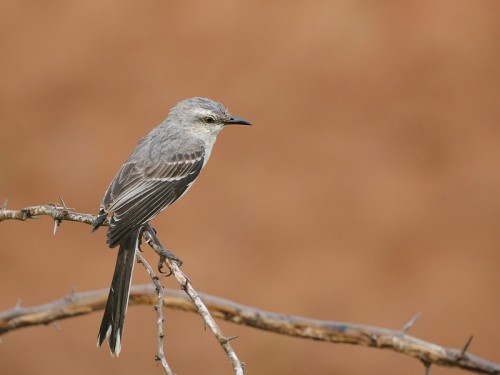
93,97,250,356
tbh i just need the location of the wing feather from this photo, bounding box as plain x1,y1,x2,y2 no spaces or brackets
103,151,205,247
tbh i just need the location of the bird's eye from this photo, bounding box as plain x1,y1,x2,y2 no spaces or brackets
203,116,216,124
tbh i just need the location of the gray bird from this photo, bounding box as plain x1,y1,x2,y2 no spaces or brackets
92,97,251,356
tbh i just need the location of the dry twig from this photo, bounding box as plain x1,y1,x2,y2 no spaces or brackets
135,251,173,375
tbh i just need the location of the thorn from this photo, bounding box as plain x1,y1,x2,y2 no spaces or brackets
51,322,62,331
1,198,8,209
58,196,74,211
422,360,432,375
53,219,61,236
222,335,239,343
401,312,422,334
65,286,77,303
15,298,22,309
59,196,68,209
461,335,474,357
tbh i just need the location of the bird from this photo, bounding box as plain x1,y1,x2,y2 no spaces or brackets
92,97,251,356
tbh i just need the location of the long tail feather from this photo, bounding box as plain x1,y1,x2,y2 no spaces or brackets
97,231,138,356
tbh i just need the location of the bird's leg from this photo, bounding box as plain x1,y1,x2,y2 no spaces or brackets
137,226,147,252
144,223,183,273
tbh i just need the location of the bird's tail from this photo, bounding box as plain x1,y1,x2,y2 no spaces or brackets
97,231,138,356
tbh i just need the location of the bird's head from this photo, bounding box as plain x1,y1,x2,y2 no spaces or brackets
168,97,251,138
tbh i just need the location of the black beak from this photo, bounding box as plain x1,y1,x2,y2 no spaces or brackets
224,116,252,126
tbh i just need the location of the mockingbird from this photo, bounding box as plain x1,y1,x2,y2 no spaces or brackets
92,97,250,356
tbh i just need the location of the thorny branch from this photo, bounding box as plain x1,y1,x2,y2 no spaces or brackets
1,286,499,374
1,203,499,374
1,202,244,375
0,201,97,226
142,227,244,375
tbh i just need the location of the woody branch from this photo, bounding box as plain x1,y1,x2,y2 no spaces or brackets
1,203,499,375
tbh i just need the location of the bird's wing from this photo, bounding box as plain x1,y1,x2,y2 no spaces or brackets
103,150,205,247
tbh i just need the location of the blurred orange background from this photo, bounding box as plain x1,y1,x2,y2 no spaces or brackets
1,1,499,374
